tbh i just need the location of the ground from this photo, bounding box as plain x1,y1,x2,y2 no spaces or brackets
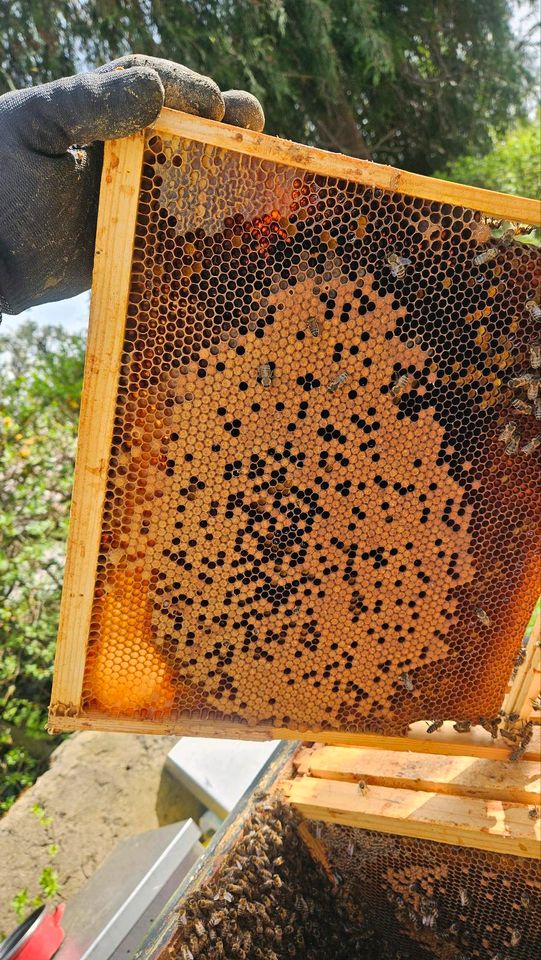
0,731,203,936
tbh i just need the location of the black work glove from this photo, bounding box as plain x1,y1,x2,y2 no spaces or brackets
0,54,264,315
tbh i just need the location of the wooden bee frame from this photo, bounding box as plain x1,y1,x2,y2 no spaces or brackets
50,108,541,753
135,737,539,960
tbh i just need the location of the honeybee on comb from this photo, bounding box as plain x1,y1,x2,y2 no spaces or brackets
258,363,273,387
305,316,320,337
522,435,541,455
327,371,349,393
526,299,541,321
499,421,517,444
391,372,410,399
474,607,491,627
386,252,412,279
399,671,414,692
473,246,497,266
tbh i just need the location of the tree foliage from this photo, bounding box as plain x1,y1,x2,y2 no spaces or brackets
0,322,84,813
0,0,532,173
435,112,541,199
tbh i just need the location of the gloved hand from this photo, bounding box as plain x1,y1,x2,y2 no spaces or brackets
0,54,264,315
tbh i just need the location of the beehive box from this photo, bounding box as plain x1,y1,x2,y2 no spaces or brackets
135,740,540,960
49,108,541,744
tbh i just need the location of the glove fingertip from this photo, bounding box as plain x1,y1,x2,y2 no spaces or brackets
108,66,165,133
222,90,265,132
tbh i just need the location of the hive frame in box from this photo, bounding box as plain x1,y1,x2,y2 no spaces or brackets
49,107,541,755
133,739,540,960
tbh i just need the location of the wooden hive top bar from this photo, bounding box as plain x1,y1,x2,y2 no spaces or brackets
49,109,541,741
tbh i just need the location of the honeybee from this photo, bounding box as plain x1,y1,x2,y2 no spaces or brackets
520,720,533,746
505,434,520,456
501,228,519,246
258,363,273,387
529,339,541,369
391,373,410,398
458,887,469,907
499,421,517,444
522,434,541,455
399,671,414,692
358,780,368,794
420,898,438,928
510,397,532,415
527,375,540,401
509,371,536,390
387,253,412,279
327,371,349,393
526,299,541,321
478,716,500,739
499,728,518,742
509,742,526,762
474,607,491,627
180,946,194,960
514,648,526,668
530,694,541,711
194,919,205,938
453,720,472,733
426,719,444,734
510,929,521,947
534,397,541,420
473,246,497,266
528,805,540,820
305,316,320,337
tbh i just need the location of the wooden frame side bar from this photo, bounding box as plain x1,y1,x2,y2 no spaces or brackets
281,777,541,858
151,108,541,225
49,132,145,725
502,610,541,721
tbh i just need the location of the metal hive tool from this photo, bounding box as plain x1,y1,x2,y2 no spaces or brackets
49,110,541,739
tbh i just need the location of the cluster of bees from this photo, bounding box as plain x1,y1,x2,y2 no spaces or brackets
170,801,373,960
386,883,527,958
424,711,535,760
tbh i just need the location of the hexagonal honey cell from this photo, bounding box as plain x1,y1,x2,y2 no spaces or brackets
51,119,541,738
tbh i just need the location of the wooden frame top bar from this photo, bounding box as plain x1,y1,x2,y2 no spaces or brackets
151,107,541,226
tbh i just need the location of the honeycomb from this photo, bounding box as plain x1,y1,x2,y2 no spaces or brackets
163,800,371,960
310,820,541,960
78,128,541,735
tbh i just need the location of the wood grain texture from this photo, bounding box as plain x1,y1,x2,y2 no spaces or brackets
48,712,541,763
503,611,541,721
151,108,541,224
281,776,541,858
294,744,540,804
48,132,145,725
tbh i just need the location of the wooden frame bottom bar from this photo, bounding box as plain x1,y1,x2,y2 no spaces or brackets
48,712,541,764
